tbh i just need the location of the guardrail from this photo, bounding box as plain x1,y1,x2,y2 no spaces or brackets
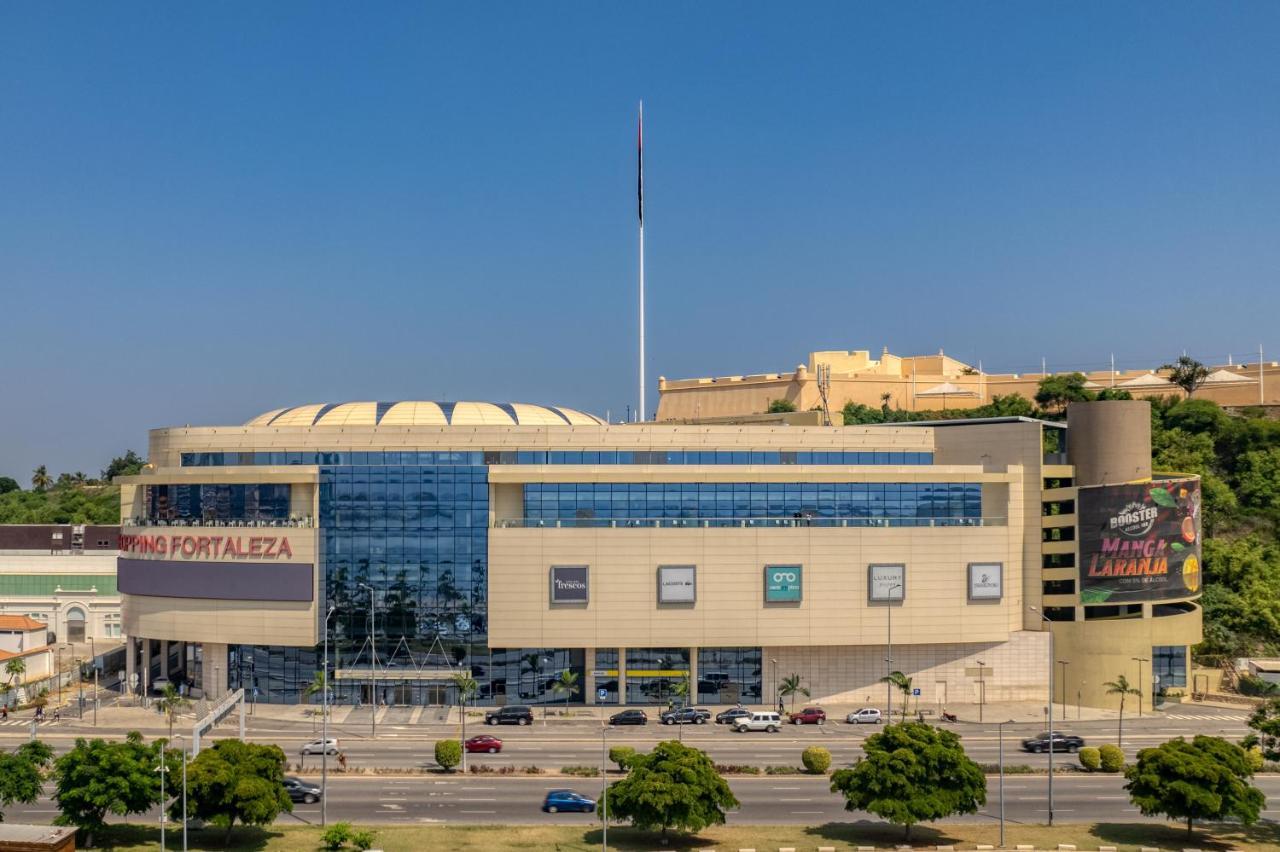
496,516,1006,529
126,517,313,528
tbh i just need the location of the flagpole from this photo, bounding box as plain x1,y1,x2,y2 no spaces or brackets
637,100,646,423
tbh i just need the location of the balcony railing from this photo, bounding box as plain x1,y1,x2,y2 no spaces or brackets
127,517,314,529
496,516,1005,529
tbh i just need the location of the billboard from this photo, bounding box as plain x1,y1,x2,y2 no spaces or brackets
764,565,803,602
657,565,697,604
550,565,590,604
868,564,906,602
967,562,1003,601
1078,478,1201,604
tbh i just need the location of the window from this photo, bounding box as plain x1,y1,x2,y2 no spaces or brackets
1042,579,1075,596
1153,646,1187,688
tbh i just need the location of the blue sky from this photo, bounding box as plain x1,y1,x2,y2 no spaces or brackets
2,3,1278,478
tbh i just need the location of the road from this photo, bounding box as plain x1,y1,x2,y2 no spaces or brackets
8,774,1280,826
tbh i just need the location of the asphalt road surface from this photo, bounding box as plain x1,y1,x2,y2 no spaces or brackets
8,774,1280,826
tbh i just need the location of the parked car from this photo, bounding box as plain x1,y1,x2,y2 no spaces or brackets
608,709,648,726
485,705,534,726
788,707,827,725
715,707,752,725
732,711,783,733
464,735,503,754
659,707,710,725
846,708,883,725
1021,731,1085,753
282,776,322,804
541,789,596,813
299,738,339,755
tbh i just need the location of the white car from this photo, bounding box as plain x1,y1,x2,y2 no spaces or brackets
300,738,339,755
846,708,883,724
732,711,782,733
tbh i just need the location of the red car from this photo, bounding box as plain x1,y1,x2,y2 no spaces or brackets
464,735,503,754
788,707,827,725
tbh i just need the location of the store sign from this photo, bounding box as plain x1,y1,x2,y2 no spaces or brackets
1078,478,1201,604
967,562,1003,601
657,565,697,604
549,565,589,604
868,564,906,602
118,532,294,560
764,565,803,602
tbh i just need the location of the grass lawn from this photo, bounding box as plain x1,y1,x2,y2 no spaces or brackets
86,821,1280,850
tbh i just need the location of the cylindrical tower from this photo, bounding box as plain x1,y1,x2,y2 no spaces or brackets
1067,400,1151,486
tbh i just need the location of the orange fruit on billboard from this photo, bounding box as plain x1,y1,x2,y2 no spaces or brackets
1181,516,1196,543
1182,555,1201,593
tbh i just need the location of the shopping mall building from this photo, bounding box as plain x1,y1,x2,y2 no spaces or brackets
115,399,1201,712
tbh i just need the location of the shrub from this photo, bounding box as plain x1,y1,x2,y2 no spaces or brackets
802,746,831,774
1078,747,1100,771
1238,674,1280,697
468,764,494,774
522,765,544,774
349,829,376,851
609,746,637,772
562,765,600,777
434,739,462,772
713,763,760,775
977,763,1035,774
1098,744,1124,773
1246,745,1265,772
321,822,352,850
765,765,802,775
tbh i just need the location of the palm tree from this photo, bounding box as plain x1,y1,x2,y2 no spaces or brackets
30,466,50,492
778,673,810,712
1104,674,1141,748
550,669,580,714
71,471,88,486
670,672,691,708
880,671,913,722
303,670,328,732
155,683,192,738
5,658,26,686
450,671,479,771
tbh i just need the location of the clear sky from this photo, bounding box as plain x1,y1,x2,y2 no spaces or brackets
2,3,1278,479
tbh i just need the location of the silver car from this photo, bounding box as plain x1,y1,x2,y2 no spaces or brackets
846,708,883,724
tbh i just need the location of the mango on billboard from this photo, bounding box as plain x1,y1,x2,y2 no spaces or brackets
1078,477,1201,604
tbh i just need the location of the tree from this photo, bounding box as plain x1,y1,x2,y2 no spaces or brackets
830,721,986,841
101,451,146,481
767,398,797,413
30,466,51,492
1096,388,1133,401
0,740,53,821
155,684,191,739
609,746,637,772
1034,373,1095,414
1125,735,1264,839
551,669,580,710
450,671,478,770
53,732,165,847
1245,697,1280,761
4,658,25,687
1104,674,1142,748
181,739,292,843
1162,355,1211,397
1236,447,1280,511
778,673,809,711
670,672,690,706
604,739,738,842
880,671,913,722
303,670,329,732
0,477,18,496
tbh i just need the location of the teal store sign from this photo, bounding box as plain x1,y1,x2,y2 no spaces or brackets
765,565,803,602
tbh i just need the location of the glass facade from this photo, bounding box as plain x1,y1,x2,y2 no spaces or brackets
522,482,983,524
182,449,934,467
145,484,291,523
624,647,690,705
697,647,763,704
1153,645,1187,689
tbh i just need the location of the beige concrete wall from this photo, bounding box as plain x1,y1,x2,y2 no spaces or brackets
123,593,315,647
766,631,1050,708
488,525,1025,649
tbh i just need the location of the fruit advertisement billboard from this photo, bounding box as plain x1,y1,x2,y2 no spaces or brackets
1078,478,1201,604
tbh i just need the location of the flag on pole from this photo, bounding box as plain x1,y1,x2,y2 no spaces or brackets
637,101,644,225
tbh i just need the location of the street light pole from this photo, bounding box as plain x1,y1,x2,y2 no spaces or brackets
174,734,188,851
88,637,97,726
56,645,63,705
322,605,336,827
997,718,1013,848
1132,656,1149,717
769,659,777,710
157,745,167,851
976,660,986,723
1032,607,1055,827
601,726,609,852
885,583,902,718
358,583,377,740
1057,660,1070,717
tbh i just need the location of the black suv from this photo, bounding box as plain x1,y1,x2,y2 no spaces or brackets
1021,731,1085,753
608,709,648,726
660,707,710,725
715,707,752,725
485,705,534,726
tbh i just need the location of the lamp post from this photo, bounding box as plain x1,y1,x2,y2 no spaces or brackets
1057,660,1070,717
1132,656,1149,717
76,657,84,720
769,659,778,710
601,725,609,852
976,659,986,723
322,605,337,827
157,743,167,851
997,718,1013,848
885,583,902,717
174,734,188,851
1031,607,1055,827
56,645,64,704
357,583,377,739
88,637,97,726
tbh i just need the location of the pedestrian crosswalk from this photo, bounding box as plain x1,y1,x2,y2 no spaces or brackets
0,719,62,727
1160,712,1248,721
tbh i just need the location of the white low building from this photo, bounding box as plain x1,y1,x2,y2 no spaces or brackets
0,525,122,643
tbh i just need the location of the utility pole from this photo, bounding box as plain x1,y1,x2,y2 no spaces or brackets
1132,656,1149,716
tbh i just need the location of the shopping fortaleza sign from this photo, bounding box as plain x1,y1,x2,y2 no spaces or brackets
118,532,294,560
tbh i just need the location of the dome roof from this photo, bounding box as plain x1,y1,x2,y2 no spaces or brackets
245,401,605,428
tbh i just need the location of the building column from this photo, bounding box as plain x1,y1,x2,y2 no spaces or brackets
617,648,628,706
202,643,228,700
584,647,597,705
159,640,169,680
125,636,136,696
687,647,699,706
140,638,151,698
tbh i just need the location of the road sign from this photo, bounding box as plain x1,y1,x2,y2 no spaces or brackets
129,673,139,688
912,688,921,696
597,688,608,701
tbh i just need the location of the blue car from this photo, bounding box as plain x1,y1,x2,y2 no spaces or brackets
542,789,596,813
